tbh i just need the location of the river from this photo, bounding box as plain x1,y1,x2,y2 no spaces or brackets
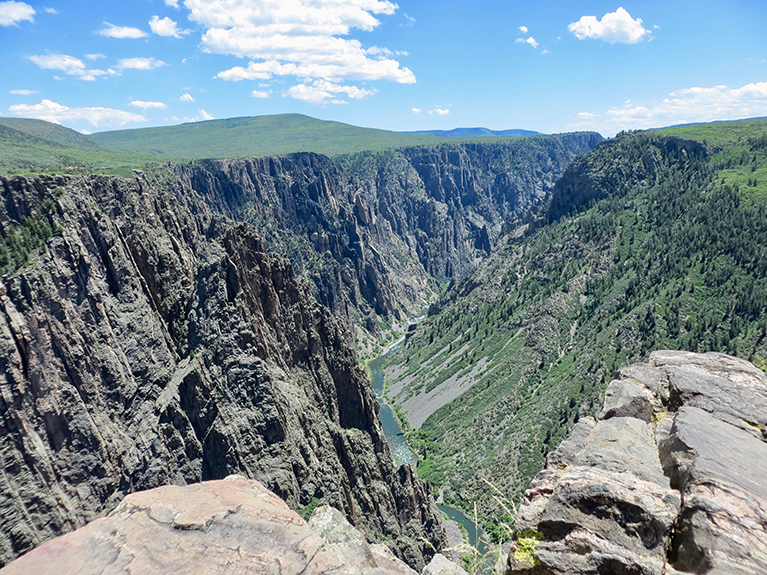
369,340,486,555
369,340,417,466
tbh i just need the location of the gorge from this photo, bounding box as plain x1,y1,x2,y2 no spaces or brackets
0,116,766,574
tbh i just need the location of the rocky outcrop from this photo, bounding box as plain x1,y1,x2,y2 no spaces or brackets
172,135,601,334
506,350,767,575
0,173,444,568
0,475,421,575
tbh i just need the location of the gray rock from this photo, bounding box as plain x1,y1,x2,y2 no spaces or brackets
598,378,654,422
0,174,445,568
659,407,767,575
423,553,469,575
508,351,767,575
651,350,767,441
0,477,420,575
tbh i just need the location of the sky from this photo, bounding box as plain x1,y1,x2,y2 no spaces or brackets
0,0,765,136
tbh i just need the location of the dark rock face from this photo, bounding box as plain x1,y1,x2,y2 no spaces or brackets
172,135,601,333
0,173,444,568
506,351,767,575
0,476,421,575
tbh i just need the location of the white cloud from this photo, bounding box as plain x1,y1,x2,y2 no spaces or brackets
165,0,179,6
403,14,415,25
183,0,413,101
149,15,189,38
568,7,650,44
117,57,166,70
516,36,539,49
43,7,56,14
286,79,376,105
411,107,421,114
85,53,106,60
10,89,37,95
577,112,597,119
197,109,214,121
180,93,195,102
428,106,450,116
251,90,270,98
0,1,34,26
9,99,145,129
129,100,168,109
574,81,767,134
29,53,117,81
519,26,528,33
98,22,147,39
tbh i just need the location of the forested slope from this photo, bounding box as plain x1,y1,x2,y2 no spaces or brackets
385,120,767,536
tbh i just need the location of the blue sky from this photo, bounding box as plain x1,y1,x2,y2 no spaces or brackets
1,0,765,136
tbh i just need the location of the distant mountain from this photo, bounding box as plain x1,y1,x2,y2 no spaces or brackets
1,115,548,175
407,127,541,138
90,114,450,160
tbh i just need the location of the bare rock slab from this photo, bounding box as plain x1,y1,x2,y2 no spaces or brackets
0,476,419,575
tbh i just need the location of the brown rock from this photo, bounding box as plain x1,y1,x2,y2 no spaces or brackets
0,476,420,575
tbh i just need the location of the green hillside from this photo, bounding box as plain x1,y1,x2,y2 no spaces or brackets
90,114,452,159
0,119,153,176
385,118,767,538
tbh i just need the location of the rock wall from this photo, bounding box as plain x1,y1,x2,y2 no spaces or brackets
506,350,767,575
172,135,601,334
0,173,444,568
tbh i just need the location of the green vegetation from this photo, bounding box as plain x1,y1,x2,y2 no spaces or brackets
0,118,156,176
90,114,454,159
513,530,544,566
1,114,549,177
0,186,65,274
385,118,767,534
296,496,321,520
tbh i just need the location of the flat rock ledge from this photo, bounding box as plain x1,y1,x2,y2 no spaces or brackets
0,475,460,575
506,350,767,575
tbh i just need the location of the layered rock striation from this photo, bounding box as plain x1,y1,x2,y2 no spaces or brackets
506,350,767,575
172,135,601,334
0,173,444,568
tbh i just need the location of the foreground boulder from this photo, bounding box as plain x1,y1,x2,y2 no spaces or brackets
506,351,767,575
0,475,421,575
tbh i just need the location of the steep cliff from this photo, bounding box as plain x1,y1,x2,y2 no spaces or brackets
0,173,444,568
171,134,601,343
506,351,767,575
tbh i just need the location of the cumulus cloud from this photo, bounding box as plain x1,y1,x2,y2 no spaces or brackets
428,106,450,116
516,36,539,49
180,93,195,102
116,57,166,70
577,111,597,119
10,89,37,95
182,0,413,101
98,22,147,39
9,99,145,129
129,100,168,109
29,53,117,81
149,15,189,38
568,7,650,44
574,81,767,134
286,79,376,105
85,53,106,60
0,1,33,26
251,90,270,98
519,26,528,33
411,107,421,114
165,0,179,6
